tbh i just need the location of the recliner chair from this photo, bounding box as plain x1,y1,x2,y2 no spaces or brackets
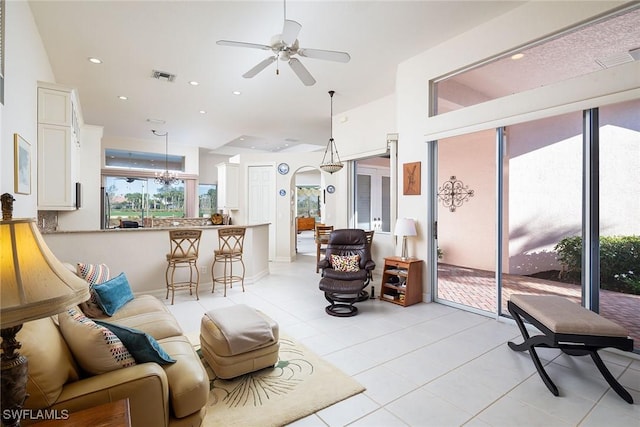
318,229,375,317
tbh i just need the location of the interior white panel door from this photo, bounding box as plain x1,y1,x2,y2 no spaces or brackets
248,165,275,260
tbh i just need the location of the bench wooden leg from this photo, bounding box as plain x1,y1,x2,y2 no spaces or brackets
508,302,559,396
508,300,634,404
590,351,633,404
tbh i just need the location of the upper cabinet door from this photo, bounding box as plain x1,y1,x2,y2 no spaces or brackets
38,87,72,127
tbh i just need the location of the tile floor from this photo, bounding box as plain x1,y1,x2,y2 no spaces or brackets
164,248,639,426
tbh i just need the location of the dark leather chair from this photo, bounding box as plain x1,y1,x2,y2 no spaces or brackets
318,229,375,317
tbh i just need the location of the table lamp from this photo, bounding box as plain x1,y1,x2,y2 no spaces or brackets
394,218,417,261
1,193,90,427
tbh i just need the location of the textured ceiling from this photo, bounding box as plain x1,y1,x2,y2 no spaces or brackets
440,6,640,110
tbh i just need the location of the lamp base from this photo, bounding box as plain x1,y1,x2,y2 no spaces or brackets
401,236,409,261
1,325,29,427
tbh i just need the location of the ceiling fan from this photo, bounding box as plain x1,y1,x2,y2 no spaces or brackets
216,3,350,86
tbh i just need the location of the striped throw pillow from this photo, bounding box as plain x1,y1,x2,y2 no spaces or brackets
59,308,136,375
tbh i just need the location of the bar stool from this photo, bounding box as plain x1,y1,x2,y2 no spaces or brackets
165,229,202,305
211,227,246,297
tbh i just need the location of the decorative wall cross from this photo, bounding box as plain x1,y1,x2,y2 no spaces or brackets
437,176,474,212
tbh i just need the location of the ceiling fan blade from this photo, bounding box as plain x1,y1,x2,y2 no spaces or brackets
281,20,302,46
243,56,277,78
298,48,351,63
288,58,316,86
216,40,272,50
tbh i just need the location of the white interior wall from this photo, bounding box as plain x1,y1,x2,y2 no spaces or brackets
229,150,326,262
393,0,631,301
102,135,200,174
198,150,231,184
334,93,397,160
56,125,104,231
1,1,55,218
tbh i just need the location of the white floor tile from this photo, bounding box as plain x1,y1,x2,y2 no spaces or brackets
385,387,475,426
316,392,380,427
475,395,572,427
348,408,409,426
355,365,420,405
163,257,639,426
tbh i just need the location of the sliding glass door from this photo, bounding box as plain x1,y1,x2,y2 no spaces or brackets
598,99,640,344
501,112,583,314
432,102,639,348
435,130,496,313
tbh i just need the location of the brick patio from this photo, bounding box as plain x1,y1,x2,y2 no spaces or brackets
437,263,640,347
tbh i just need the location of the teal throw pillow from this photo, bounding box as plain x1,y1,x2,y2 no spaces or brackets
94,321,176,365
92,272,134,316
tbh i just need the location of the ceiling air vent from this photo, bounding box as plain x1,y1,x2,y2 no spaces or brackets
595,50,638,69
151,70,177,82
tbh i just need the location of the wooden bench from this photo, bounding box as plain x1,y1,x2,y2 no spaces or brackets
508,294,634,403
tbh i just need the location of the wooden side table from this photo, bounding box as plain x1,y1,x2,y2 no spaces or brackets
380,256,423,306
34,399,131,427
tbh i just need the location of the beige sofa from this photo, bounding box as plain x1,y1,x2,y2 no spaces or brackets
17,288,208,426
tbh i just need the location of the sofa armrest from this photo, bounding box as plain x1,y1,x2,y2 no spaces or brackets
50,363,170,427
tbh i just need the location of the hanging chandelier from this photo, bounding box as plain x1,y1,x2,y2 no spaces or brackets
152,130,179,186
319,90,343,174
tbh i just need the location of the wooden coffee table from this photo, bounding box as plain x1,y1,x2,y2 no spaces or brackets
34,399,131,426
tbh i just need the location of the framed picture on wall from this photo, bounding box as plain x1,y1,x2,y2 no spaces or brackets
14,133,31,195
403,161,421,195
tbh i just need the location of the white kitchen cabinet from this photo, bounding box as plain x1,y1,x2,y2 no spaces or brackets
217,163,239,210
37,83,82,210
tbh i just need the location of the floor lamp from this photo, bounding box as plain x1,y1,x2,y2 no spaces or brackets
394,218,417,261
1,193,90,427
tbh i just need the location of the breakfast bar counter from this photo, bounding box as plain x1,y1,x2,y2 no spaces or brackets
42,223,270,295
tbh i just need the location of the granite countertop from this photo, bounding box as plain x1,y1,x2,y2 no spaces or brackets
41,223,270,234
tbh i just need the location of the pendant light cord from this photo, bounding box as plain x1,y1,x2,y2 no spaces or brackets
152,130,170,171
329,90,334,142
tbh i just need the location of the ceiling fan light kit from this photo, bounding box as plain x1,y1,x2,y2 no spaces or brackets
216,2,350,86
320,90,343,174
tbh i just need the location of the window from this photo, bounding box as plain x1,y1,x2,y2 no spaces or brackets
103,176,186,227
199,184,217,217
355,158,391,232
104,148,184,172
433,6,640,115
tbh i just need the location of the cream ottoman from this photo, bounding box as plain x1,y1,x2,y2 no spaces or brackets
200,304,279,379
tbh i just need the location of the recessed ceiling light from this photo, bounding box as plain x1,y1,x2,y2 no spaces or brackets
88,57,103,64
199,110,206,114
118,95,128,100
511,53,525,60
189,81,199,86
232,91,241,95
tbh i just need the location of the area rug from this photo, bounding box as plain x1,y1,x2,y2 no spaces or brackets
186,333,365,427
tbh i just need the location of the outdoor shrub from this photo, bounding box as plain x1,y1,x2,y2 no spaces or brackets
554,236,582,279
555,235,640,294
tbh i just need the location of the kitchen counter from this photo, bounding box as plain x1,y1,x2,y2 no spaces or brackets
42,223,270,234
42,223,270,295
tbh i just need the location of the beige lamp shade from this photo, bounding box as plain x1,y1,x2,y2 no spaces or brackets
0,218,90,328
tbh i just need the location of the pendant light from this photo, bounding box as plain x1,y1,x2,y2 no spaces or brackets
152,130,179,186
319,90,343,174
